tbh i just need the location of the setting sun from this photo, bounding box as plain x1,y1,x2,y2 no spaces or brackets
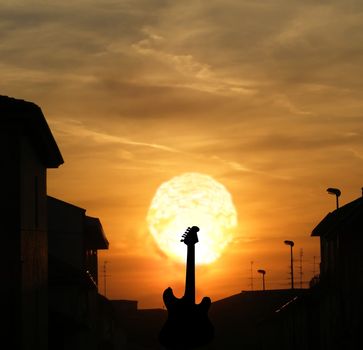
147,173,238,264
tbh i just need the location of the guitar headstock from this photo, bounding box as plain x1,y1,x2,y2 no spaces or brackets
180,226,199,245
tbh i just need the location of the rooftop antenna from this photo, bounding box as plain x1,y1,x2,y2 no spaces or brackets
327,188,341,209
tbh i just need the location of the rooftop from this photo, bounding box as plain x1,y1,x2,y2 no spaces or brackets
47,196,109,249
311,196,363,237
85,216,109,250
1,95,63,168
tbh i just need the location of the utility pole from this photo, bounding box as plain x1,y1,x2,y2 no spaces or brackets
284,240,294,289
250,261,254,291
257,269,266,291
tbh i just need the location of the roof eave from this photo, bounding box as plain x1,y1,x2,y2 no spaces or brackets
1,95,64,168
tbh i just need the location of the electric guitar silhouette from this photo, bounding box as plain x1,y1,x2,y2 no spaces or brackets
159,226,214,349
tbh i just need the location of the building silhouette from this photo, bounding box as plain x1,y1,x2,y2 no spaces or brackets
111,300,168,349
206,289,309,349
47,196,111,349
1,95,119,350
311,195,363,349
256,194,363,350
2,95,63,350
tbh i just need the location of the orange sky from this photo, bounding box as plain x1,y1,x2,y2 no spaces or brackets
2,1,363,308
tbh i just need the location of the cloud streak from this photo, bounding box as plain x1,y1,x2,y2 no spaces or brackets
132,27,255,96
50,118,180,153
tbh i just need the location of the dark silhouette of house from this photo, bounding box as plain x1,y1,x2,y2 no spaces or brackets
256,289,320,350
255,195,363,350
111,300,166,349
2,95,121,350
47,196,113,349
109,290,311,350
1,95,63,350
204,289,310,350
257,194,363,350
47,196,109,287
311,194,363,350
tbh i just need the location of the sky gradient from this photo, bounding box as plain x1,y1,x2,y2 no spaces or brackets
2,0,363,308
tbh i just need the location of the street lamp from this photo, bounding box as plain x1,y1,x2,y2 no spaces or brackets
257,269,266,291
284,240,294,289
327,188,341,209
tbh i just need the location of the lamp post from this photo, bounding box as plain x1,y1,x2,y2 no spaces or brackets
257,269,266,291
284,240,294,289
327,188,341,209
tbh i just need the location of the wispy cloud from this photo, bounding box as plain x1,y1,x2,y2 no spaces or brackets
49,118,179,153
210,155,292,180
348,148,363,162
132,27,256,96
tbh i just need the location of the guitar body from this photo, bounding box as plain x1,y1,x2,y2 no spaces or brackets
159,227,214,349
159,287,214,349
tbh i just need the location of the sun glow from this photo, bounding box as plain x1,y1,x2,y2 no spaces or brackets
147,173,238,264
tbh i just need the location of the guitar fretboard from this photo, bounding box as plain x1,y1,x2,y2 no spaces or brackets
184,244,195,303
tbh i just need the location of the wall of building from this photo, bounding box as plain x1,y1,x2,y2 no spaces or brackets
316,207,363,350
20,129,48,350
1,121,48,350
48,197,86,271
1,121,22,349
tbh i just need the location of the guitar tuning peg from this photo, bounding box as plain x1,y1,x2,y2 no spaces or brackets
180,239,184,242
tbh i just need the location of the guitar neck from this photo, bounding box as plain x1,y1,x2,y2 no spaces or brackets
184,244,195,304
